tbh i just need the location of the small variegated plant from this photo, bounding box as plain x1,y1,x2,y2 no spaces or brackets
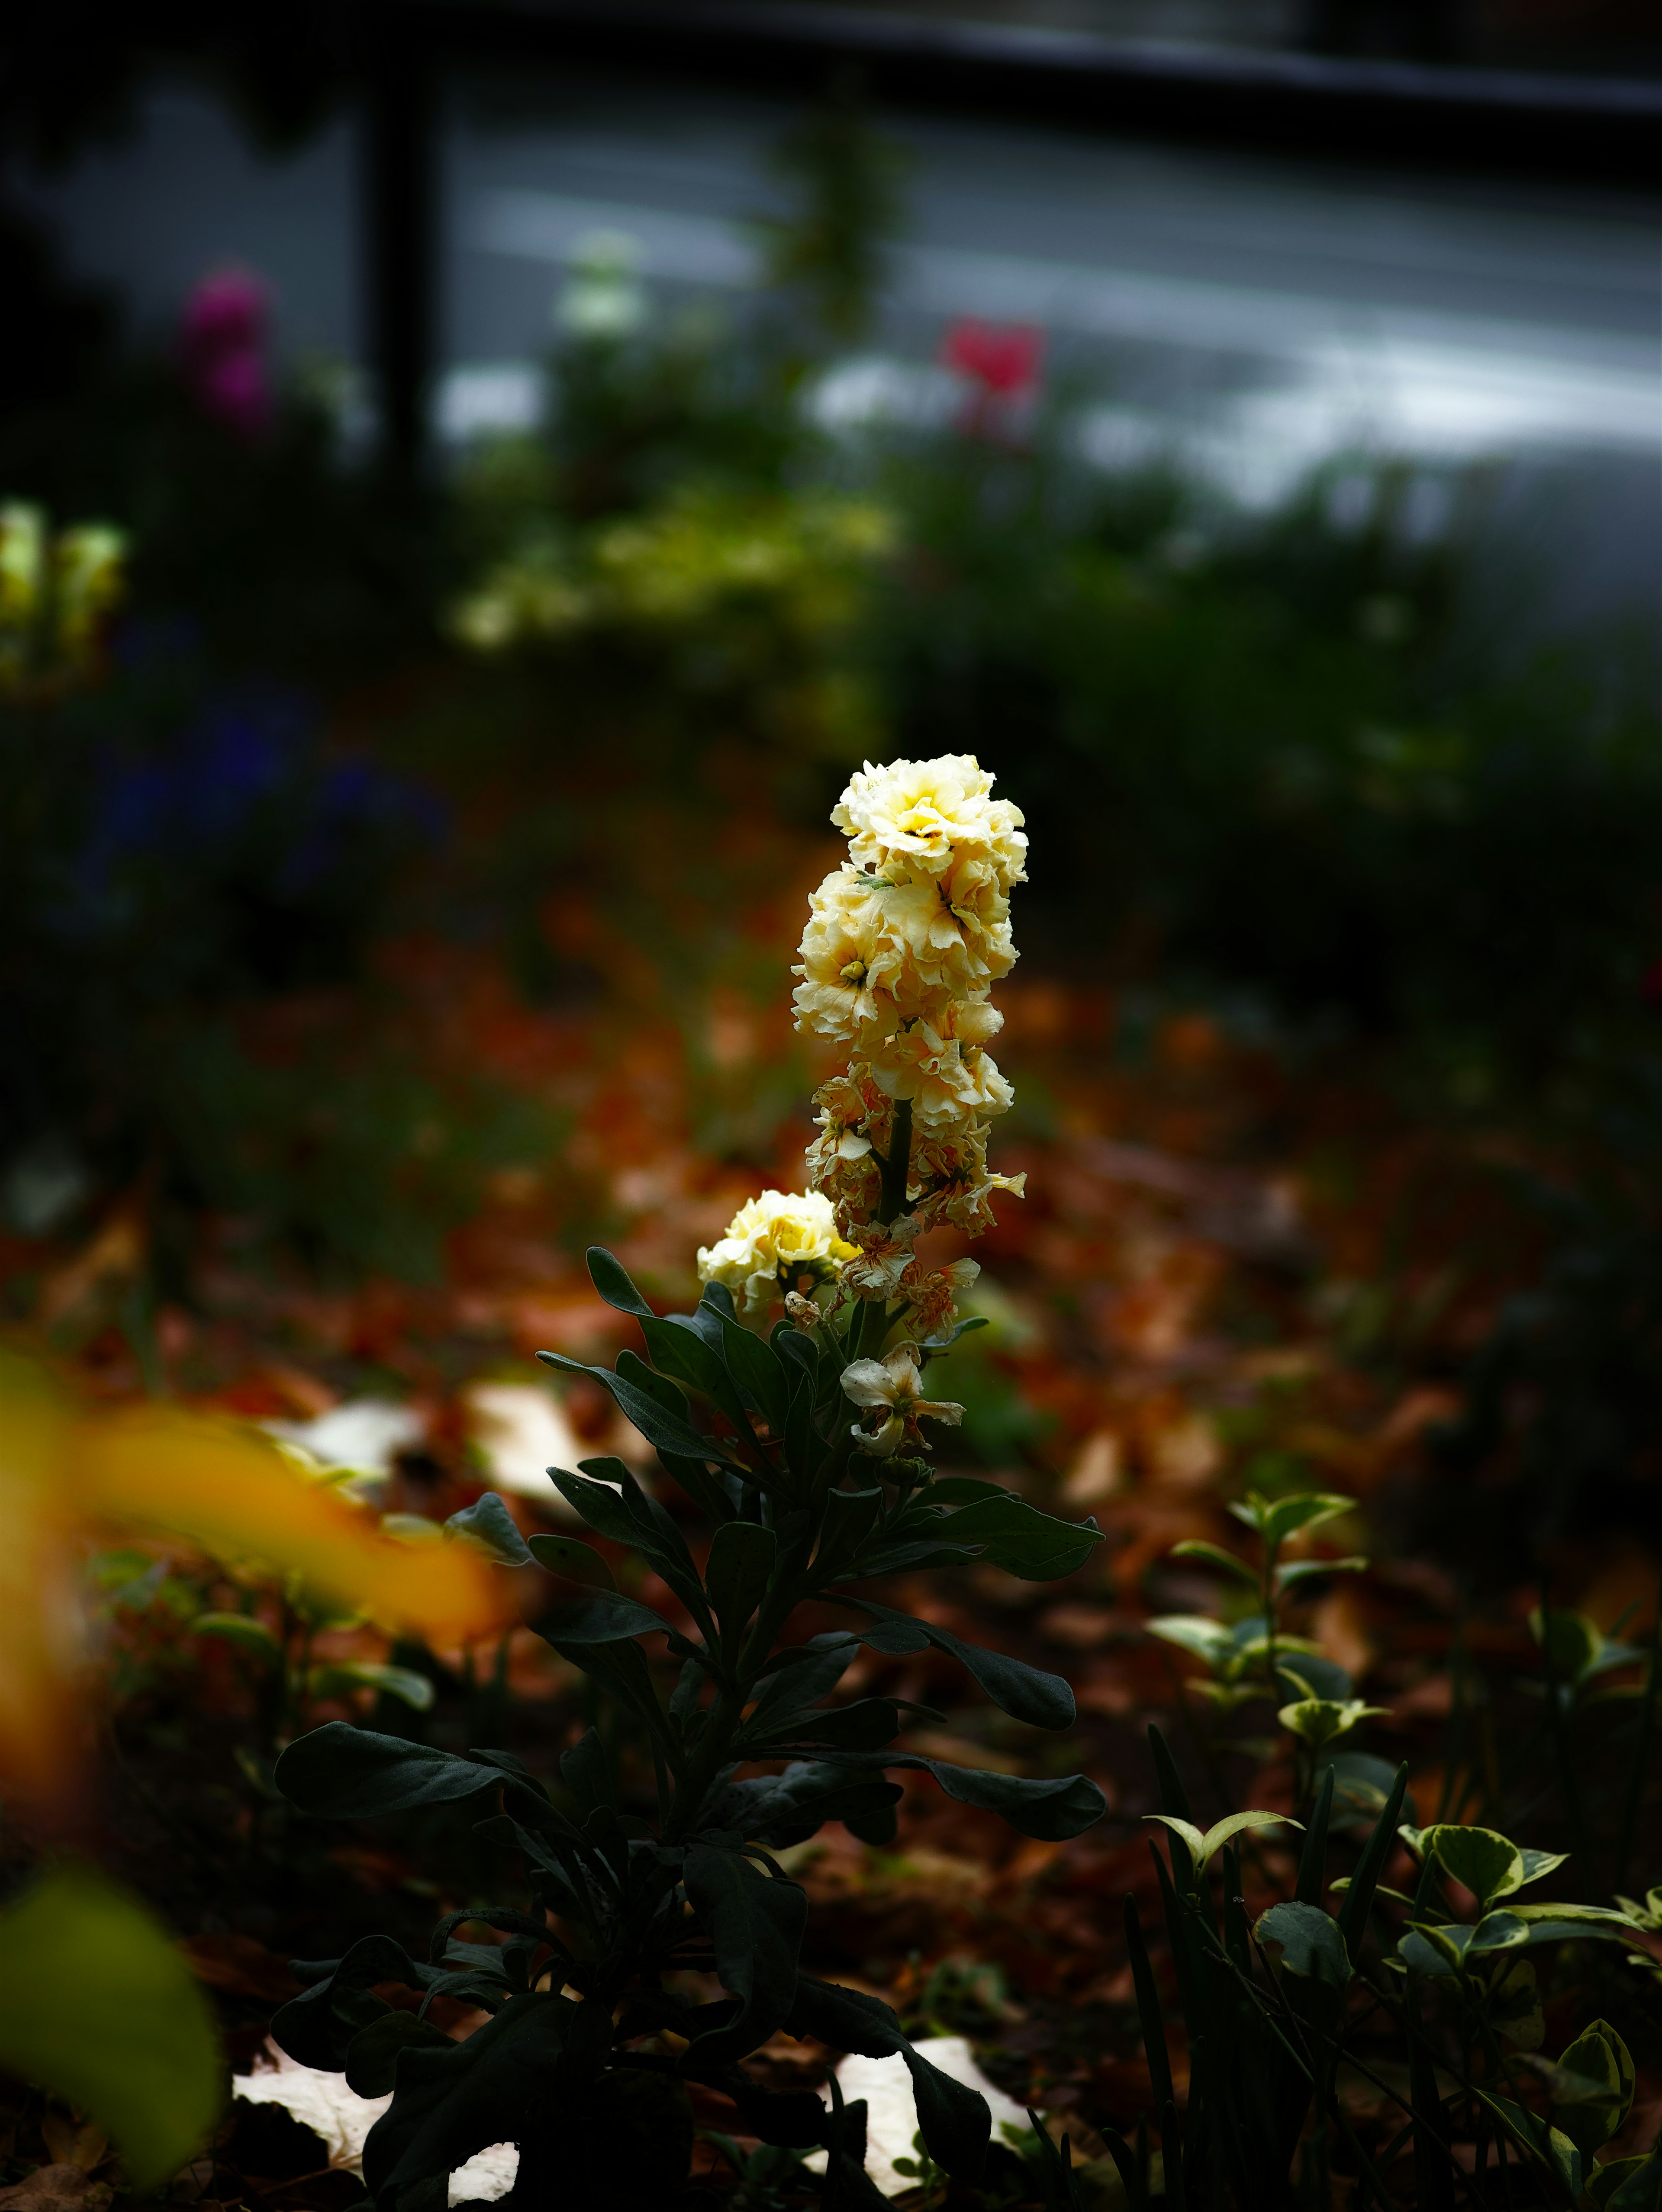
1108,1497,1659,2209
270,758,1107,2209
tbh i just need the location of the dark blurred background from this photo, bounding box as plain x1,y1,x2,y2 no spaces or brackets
1,0,1659,1572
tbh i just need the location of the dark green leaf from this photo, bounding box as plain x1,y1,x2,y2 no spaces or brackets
748,1635,858,1731
1256,1901,1351,1987
783,1979,989,2180
716,1310,791,1434
806,1751,1107,1840
443,1492,532,1567
537,1350,747,1476
276,1725,539,1823
926,1492,1102,1582
533,1591,669,1644
1335,1762,1410,1962
852,1601,1076,1729
271,1934,429,2071
344,2012,451,2098
814,1488,886,1580
705,1521,777,1639
528,1534,617,1590
712,1762,903,1845
642,1314,754,1437
363,1994,581,2208
681,1847,807,2064
752,1698,904,1752
586,1246,654,1319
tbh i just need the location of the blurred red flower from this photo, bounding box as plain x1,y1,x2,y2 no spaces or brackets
180,266,273,437
940,319,1045,436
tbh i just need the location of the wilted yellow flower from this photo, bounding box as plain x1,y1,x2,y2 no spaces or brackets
841,1344,965,1457
697,1188,862,1319
899,1257,982,1338
912,1122,1027,1234
832,754,1027,889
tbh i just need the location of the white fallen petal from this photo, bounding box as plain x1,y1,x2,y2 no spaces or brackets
803,2034,1031,2198
265,1400,426,1480
232,2043,387,2170
232,2044,520,2206
446,2144,518,2203
464,1382,592,1504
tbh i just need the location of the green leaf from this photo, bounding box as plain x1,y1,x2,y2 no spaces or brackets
1506,1904,1639,1941
1256,1900,1351,1986
192,1611,283,1662
1334,1761,1410,1962
277,1724,543,1823
752,1698,905,1752
1476,2091,1582,2202
925,1491,1102,1581
1553,2019,1634,2156
1170,1539,1260,1588
715,1309,792,1436
1516,1848,1571,1888
1278,1698,1388,1749
364,1993,584,2206
814,1486,886,1580
586,1246,655,1318
715,1761,903,1846
1146,1615,1236,1669
895,1757,1106,1840
534,1591,670,1644
642,1315,755,1438
444,1492,533,1567
344,2011,452,2098
0,1865,220,2190
852,1601,1077,1729
1275,1556,1369,1590
1319,1750,1414,1830
537,1350,748,1476
1146,1810,1296,1872
682,1846,808,2065
271,1935,428,2071
1420,1825,1525,1911
1275,1653,1356,1702
705,1521,778,1639
1228,1491,1355,1548
308,1661,435,1711
1587,2152,1660,2209
528,1533,618,1590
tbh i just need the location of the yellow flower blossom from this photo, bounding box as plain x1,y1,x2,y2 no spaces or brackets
696,1188,861,1320
832,754,1027,889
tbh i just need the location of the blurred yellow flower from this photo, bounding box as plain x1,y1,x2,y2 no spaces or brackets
0,1350,507,1800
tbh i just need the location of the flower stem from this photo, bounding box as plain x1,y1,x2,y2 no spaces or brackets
876,1097,913,1226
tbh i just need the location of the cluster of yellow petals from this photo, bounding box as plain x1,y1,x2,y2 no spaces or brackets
795,755,1027,1334
696,1188,861,1320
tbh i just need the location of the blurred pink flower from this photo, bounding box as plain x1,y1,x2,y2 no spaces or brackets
180,267,273,437
939,320,1045,438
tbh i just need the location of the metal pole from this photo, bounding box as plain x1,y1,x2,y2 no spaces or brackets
361,2,433,479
